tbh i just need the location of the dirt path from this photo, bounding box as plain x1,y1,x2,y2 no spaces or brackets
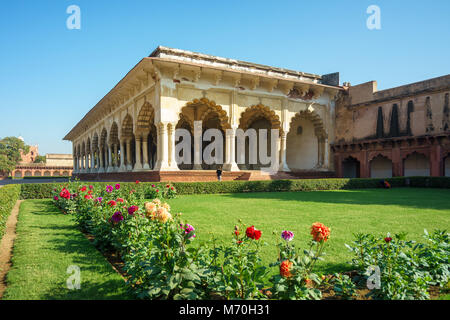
0,200,23,299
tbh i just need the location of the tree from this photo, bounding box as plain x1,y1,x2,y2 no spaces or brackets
34,155,46,164
0,137,30,174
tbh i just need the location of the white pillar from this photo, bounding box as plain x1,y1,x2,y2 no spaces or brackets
142,135,150,170
193,120,202,170
89,150,95,173
223,127,239,171
80,155,85,173
154,122,170,171
73,155,77,173
134,136,143,171
279,131,290,172
167,122,179,170
126,139,133,171
107,145,113,172
113,144,118,170
98,147,105,173
119,141,126,172
317,137,325,169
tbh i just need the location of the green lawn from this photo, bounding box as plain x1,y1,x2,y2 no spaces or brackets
3,199,129,300
3,188,449,299
167,188,450,275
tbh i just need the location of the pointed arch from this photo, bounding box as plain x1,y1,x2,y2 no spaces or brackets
370,154,393,178
92,132,99,151
286,109,327,170
288,109,327,139
136,101,155,134
121,114,134,139
181,97,230,130
109,122,119,145
100,128,108,148
238,104,281,132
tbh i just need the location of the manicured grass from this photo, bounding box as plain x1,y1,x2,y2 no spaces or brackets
3,199,129,300
167,188,450,275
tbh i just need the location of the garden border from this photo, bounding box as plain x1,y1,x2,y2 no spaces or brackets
0,200,22,299
17,176,450,199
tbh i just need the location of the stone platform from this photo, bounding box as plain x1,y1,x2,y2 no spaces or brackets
74,170,336,182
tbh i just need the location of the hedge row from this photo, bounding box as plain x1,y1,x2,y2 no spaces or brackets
0,185,21,238
17,176,450,199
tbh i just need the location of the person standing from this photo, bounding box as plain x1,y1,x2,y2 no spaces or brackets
216,165,223,181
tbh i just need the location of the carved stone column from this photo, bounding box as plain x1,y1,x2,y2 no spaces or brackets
107,144,113,173
167,122,179,170
154,122,169,171
126,139,132,171
119,141,126,172
142,135,150,170
98,147,105,173
324,138,330,169
193,120,202,170
112,144,117,170
80,154,85,173
279,130,290,172
223,126,239,171
73,153,77,174
134,136,143,171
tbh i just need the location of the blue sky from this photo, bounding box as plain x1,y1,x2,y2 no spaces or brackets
0,0,449,154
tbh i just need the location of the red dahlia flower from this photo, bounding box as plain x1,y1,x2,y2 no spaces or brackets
246,225,262,240
128,205,139,215
59,188,70,199
108,200,117,207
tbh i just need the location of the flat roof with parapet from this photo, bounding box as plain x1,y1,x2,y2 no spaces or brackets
149,46,327,84
63,46,341,141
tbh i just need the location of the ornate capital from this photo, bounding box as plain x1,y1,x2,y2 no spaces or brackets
279,81,294,95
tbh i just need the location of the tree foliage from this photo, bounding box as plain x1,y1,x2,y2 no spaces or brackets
34,155,46,164
0,137,30,173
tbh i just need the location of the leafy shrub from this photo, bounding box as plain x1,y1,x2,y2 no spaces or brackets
330,273,357,300
269,224,330,300
206,222,268,299
345,230,449,300
0,184,21,237
17,176,450,199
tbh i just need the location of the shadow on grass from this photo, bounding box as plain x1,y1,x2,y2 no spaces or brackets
220,188,450,211
41,279,130,300
25,200,131,300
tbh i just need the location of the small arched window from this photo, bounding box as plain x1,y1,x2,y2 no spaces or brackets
297,126,303,135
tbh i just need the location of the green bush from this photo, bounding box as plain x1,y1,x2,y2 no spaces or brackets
0,184,21,238
345,230,449,300
15,176,450,199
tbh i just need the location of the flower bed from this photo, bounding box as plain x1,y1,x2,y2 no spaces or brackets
51,181,449,300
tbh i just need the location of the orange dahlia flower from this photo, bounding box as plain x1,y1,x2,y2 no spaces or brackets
280,260,293,278
310,222,331,242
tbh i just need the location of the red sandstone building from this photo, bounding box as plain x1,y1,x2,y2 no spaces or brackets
10,146,73,178
333,75,450,178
